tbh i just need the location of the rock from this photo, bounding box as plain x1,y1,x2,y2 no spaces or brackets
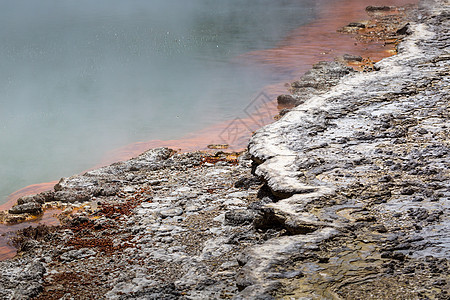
247,197,273,211
277,95,298,108
278,108,291,117
291,61,354,92
226,232,258,245
16,191,54,205
366,5,392,12
378,175,393,182
228,191,249,198
60,248,97,261
0,261,45,299
23,262,46,280
122,186,136,193
4,214,27,223
348,22,366,28
433,278,446,286
207,144,229,149
372,224,388,233
223,198,245,207
8,202,42,215
417,127,428,134
107,283,180,300
224,209,256,226
159,208,183,218
17,195,43,205
234,176,262,189
148,180,161,186
343,54,363,62
381,251,406,261
54,191,90,203
70,215,90,226
95,186,119,196
396,23,412,35
269,269,303,279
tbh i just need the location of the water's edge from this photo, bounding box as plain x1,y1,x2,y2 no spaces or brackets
1,0,414,210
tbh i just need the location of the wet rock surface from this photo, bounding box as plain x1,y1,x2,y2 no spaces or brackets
248,0,449,298
278,61,354,109
0,1,448,299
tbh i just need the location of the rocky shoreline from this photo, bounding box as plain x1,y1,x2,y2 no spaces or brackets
247,0,449,298
1,0,449,299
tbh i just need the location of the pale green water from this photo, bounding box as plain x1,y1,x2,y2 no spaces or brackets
0,0,316,203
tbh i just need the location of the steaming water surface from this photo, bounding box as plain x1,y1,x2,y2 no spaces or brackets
0,0,317,203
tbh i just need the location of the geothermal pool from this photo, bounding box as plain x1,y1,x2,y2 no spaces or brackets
0,0,318,203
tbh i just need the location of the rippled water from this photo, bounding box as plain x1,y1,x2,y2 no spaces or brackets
0,0,317,203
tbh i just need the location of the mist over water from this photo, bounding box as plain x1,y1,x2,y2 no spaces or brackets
0,0,316,203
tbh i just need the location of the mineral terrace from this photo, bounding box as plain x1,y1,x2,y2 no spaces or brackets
0,0,448,299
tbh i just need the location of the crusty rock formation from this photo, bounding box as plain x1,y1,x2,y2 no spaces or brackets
246,0,449,298
0,149,267,299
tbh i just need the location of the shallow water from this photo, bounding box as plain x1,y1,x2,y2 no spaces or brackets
0,209,60,261
0,0,318,203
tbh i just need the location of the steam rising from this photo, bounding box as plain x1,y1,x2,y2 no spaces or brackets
0,0,316,202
